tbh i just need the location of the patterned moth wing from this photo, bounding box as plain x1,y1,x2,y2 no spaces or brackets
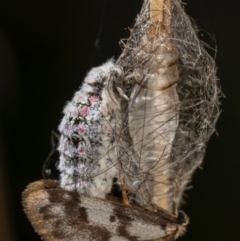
22,179,188,241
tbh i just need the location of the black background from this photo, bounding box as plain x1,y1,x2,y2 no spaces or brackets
0,0,239,240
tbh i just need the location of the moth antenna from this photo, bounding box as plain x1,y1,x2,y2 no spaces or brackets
119,173,130,205
42,130,60,179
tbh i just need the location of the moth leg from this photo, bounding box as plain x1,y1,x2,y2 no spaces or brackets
119,174,130,206
116,86,130,101
171,169,183,217
171,188,178,218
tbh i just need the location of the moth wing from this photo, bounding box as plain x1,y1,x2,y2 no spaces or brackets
22,180,186,241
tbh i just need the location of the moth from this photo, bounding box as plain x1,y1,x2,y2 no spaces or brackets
22,0,221,240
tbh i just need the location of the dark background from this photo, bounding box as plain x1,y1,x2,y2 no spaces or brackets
0,0,239,240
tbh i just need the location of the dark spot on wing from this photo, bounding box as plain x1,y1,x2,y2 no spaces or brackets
51,228,67,239
53,219,63,230
63,191,88,223
110,215,116,222
112,206,138,241
86,225,111,241
47,189,67,204
39,204,55,220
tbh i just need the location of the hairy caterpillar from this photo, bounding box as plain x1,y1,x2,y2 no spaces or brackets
22,0,221,240
57,60,123,198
